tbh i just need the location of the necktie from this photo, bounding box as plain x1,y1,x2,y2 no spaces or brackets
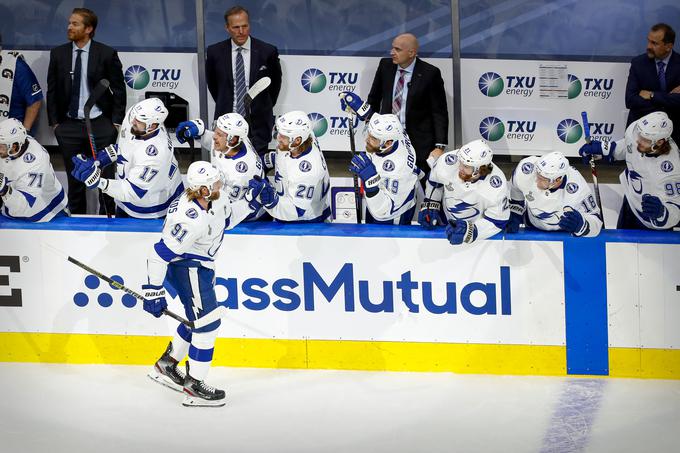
657,61,667,92
392,69,406,116
234,47,247,116
68,49,84,119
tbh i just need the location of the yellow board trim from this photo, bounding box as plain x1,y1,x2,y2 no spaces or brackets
609,347,680,379
0,332,566,375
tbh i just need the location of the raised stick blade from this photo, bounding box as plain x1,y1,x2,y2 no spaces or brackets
245,76,272,104
84,79,111,115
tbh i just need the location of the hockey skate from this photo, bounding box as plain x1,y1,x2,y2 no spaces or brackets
182,362,226,407
148,342,186,393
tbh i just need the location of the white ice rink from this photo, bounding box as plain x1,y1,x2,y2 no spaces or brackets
1,364,679,453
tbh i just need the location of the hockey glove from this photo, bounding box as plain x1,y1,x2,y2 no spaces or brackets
0,173,8,197
339,92,373,121
71,155,102,189
262,151,276,171
142,284,167,318
418,200,443,228
578,140,616,165
349,153,380,195
505,212,523,233
446,219,478,245
95,144,119,167
176,119,205,144
247,176,278,208
558,209,586,235
641,194,667,221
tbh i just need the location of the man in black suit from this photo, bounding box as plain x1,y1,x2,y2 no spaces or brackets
625,23,680,143
366,33,449,174
206,5,282,156
47,7,126,215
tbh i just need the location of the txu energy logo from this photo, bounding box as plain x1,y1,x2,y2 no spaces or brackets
479,116,505,141
301,68,327,93
585,121,615,142
327,115,360,137
556,119,583,144
478,72,504,97
308,112,328,137
567,74,614,100
567,74,582,99
125,65,150,90
125,65,182,90
73,274,138,308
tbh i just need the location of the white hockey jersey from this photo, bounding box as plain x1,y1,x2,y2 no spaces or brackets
201,131,265,221
269,139,331,222
0,137,67,222
510,156,602,237
363,137,422,224
608,121,680,229
102,122,183,218
146,190,252,286
426,150,509,240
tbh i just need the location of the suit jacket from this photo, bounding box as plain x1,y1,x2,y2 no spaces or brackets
367,57,448,167
625,50,680,141
46,40,126,126
206,37,282,154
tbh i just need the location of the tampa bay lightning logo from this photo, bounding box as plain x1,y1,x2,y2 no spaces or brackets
628,170,643,194
531,208,561,225
236,161,248,173
489,176,502,188
447,200,480,220
382,159,395,172
566,182,579,194
146,145,158,156
444,153,457,165
661,161,674,173
23,152,35,163
299,160,312,172
185,208,198,219
521,162,534,174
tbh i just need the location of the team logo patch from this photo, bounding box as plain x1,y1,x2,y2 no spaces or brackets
382,159,395,172
526,192,535,202
566,182,579,194
236,161,248,173
185,208,198,219
661,160,674,173
23,152,35,163
489,175,502,188
444,153,457,165
521,162,534,174
146,145,158,156
299,160,312,172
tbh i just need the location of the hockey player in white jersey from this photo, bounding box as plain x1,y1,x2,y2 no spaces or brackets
579,111,680,230
247,110,331,222
71,98,183,218
506,151,602,237
0,118,68,221
176,113,266,221
419,139,509,245
347,113,421,224
142,161,256,407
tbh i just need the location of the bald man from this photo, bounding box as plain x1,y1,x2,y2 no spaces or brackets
366,33,449,174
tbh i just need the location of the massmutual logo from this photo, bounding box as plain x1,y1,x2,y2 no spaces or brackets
556,119,583,144
308,112,328,137
480,116,536,142
73,274,138,308
566,74,613,100
478,72,535,97
301,68,358,93
125,65,182,90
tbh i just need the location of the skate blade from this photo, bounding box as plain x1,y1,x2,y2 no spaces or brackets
147,369,183,393
182,394,226,407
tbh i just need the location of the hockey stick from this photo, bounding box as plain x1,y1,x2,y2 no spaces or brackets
84,79,112,218
580,111,603,215
346,111,363,223
67,256,226,329
244,76,272,118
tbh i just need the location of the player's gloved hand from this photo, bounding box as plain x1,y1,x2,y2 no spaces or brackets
505,212,523,233
262,151,276,171
641,194,667,220
578,140,616,164
446,219,478,245
71,155,101,189
349,153,380,195
95,144,119,167
175,119,205,144
247,176,278,208
418,200,443,228
339,92,373,121
558,209,585,234
142,284,167,318
0,173,9,197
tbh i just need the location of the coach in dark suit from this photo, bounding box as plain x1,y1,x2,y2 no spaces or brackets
206,5,282,156
47,7,126,214
625,23,680,143
367,33,448,173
